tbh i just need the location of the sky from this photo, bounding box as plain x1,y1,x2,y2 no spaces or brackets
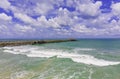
0,0,120,39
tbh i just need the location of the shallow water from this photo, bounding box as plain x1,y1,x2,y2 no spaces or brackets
0,39,120,79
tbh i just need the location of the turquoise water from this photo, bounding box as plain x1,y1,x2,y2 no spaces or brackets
0,39,120,79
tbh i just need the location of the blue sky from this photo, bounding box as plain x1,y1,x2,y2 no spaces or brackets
0,0,120,39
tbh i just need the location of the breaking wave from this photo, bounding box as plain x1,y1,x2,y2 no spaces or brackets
3,45,120,66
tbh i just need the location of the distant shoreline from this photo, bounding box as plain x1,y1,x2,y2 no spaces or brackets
0,39,77,47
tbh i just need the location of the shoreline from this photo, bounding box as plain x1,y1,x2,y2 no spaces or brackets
0,39,77,47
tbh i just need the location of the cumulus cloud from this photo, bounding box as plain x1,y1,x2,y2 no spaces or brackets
111,2,120,16
13,7,73,29
36,8,75,28
14,24,35,33
76,1,102,16
0,0,11,10
14,13,36,24
1,0,120,38
34,2,54,15
0,13,12,21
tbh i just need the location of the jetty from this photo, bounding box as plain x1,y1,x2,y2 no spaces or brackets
0,39,77,47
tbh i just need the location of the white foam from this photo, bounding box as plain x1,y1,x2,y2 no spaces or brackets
4,50,19,54
73,48,96,51
11,71,34,79
3,46,120,66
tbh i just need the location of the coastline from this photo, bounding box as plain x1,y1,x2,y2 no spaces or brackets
0,39,77,47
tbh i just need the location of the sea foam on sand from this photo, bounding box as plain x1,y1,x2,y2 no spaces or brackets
3,46,120,66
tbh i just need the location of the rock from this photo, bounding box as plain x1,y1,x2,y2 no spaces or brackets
0,39,77,47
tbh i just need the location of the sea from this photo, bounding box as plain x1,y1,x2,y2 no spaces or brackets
0,39,120,79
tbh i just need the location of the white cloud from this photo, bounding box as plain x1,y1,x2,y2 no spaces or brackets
76,1,102,16
2,0,120,37
111,2,120,16
14,12,60,28
34,3,54,15
36,15,60,28
0,0,11,10
14,13,36,24
48,18,60,28
36,8,74,28
37,16,49,26
0,24,13,37
0,13,12,21
37,15,60,28
71,24,110,36
14,24,35,33
0,25,8,32
83,13,112,29
72,24,94,33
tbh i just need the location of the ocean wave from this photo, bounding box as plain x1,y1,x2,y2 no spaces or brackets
3,46,120,66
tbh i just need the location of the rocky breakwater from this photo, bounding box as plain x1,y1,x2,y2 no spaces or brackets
0,39,77,47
